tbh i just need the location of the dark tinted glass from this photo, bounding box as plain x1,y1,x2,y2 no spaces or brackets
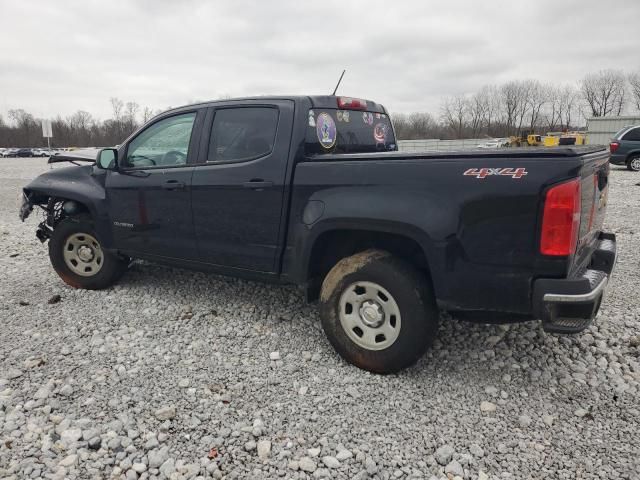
208,107,279,163
622,127,640,141
305,109,397,155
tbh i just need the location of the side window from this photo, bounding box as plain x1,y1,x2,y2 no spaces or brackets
622,127,640,141
207,107,278,163
124,112,196,168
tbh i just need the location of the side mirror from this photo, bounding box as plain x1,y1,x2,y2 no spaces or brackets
97,148,118,170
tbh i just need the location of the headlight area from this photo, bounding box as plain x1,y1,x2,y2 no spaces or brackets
18,192,34,222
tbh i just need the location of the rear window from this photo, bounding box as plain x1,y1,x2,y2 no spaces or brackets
305,109,397,155
613,126,633,140
622,126,640,141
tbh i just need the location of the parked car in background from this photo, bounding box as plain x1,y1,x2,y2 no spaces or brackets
609,125,640,171
16,148,34,157
32,148,52,157
1,148,18,157
477,138,510,149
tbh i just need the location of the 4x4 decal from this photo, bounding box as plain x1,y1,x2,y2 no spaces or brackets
464,167,528,179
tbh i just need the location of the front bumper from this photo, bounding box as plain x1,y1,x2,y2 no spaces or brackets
532,232,617,333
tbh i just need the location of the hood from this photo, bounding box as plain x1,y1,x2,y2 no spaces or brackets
48,148,100,164
23,163,105,204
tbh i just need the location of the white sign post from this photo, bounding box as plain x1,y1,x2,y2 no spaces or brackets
42,119,53,150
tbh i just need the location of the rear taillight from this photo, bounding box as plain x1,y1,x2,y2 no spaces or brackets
609,142,619,153
540,178,581,256
337,97,368,110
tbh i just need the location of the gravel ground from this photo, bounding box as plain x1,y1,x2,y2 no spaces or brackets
0,157,639,480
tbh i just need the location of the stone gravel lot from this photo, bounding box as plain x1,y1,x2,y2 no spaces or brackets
1,157,639,480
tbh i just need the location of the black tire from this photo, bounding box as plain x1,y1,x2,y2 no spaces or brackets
319,249,438,373
49,215,128,289
627,155,640,172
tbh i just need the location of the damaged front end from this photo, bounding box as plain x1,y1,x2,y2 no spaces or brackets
19,192,70,243
18,192,34,222
19,161,99,243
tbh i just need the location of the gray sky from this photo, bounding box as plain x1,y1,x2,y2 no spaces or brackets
1,0,639,121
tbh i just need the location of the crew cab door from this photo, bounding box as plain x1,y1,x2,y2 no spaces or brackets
191,100,294,272
105,110,203,259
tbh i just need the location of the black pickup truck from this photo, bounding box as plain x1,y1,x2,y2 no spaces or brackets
20,95,617,373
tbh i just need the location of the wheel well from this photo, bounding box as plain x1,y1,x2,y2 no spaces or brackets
36,197,91,229
306,229,431,301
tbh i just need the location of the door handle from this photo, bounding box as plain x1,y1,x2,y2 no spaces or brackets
243,180,273,189
161,180,186,190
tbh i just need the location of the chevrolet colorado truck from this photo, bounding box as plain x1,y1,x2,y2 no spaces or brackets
19,95,617,373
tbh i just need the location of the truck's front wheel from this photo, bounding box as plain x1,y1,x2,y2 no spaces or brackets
49,215,128,290
319,250,438,373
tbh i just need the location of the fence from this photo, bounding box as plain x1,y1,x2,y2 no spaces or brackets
398,139,489,152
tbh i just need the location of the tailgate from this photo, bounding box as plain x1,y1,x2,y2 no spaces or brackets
571,149,610,275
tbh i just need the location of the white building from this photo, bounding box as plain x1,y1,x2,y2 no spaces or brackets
587,116,640,145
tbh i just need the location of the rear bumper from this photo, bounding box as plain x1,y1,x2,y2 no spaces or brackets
532,232,617,333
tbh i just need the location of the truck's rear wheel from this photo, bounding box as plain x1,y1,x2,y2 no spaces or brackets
319,250,438,373
49,216,128,289
627,155,640,172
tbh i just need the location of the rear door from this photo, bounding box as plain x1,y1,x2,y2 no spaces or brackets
106,110,203,259
191,100,294,272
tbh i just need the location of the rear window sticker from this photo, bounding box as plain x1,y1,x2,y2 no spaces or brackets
316,112,337,149
374,122,387,143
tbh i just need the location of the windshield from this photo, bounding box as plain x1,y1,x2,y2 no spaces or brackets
305,109,397,155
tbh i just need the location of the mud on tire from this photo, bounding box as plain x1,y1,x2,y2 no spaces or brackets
319,249,439,373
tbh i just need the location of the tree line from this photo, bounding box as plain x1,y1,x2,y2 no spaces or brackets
0,98,158,148
395,69,640,140
1,69,640,147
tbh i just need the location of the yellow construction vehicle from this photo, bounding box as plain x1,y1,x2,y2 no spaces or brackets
543,132,587,147
527,134,542,146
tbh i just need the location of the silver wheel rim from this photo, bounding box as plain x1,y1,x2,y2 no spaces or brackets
338,281,401,351
631,158,640,171
63,232,104,277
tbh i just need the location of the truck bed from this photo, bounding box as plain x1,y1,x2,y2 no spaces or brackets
304,145,606,162
286,145,610,315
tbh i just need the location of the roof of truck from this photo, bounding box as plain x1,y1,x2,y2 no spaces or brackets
161,95,387,116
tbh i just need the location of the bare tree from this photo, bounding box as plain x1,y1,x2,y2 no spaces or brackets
125,101,139,123
110,97,124,121
629,72,640,112
526,81,548,132
440,95,468,138
392,112,440,140
467,91,488,138
478,85,501,136
68,110,93,131
581,70,626,117
544,86,562,131
559,85,579,129
142,106,154,123
500,81,532,136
